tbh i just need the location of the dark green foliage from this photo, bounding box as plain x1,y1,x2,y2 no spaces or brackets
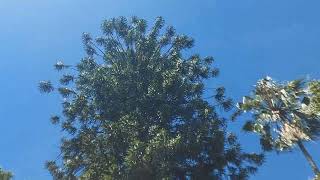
50,115,60,125
54,61,70,71
242,121,254,132
41,17,263,179
60,75,74,85
39,81,54,93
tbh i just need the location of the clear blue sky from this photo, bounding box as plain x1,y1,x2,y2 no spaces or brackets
0,0,319,179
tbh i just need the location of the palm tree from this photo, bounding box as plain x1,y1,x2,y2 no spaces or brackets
236,77,320,176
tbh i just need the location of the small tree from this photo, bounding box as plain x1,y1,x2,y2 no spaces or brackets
236,77,320,176
40,16,263,179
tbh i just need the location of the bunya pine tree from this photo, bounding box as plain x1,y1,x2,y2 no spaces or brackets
40,16,264,180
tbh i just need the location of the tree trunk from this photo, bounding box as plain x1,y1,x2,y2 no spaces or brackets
297,140,320,175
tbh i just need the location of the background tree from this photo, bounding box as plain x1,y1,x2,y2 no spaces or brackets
0,167,13,180
40,16,263,179
236,77,320,177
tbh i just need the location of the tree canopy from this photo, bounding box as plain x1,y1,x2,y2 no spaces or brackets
236,77,320,176
40,16,263,179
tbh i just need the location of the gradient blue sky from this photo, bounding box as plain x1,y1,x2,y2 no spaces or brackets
0,0,319,179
